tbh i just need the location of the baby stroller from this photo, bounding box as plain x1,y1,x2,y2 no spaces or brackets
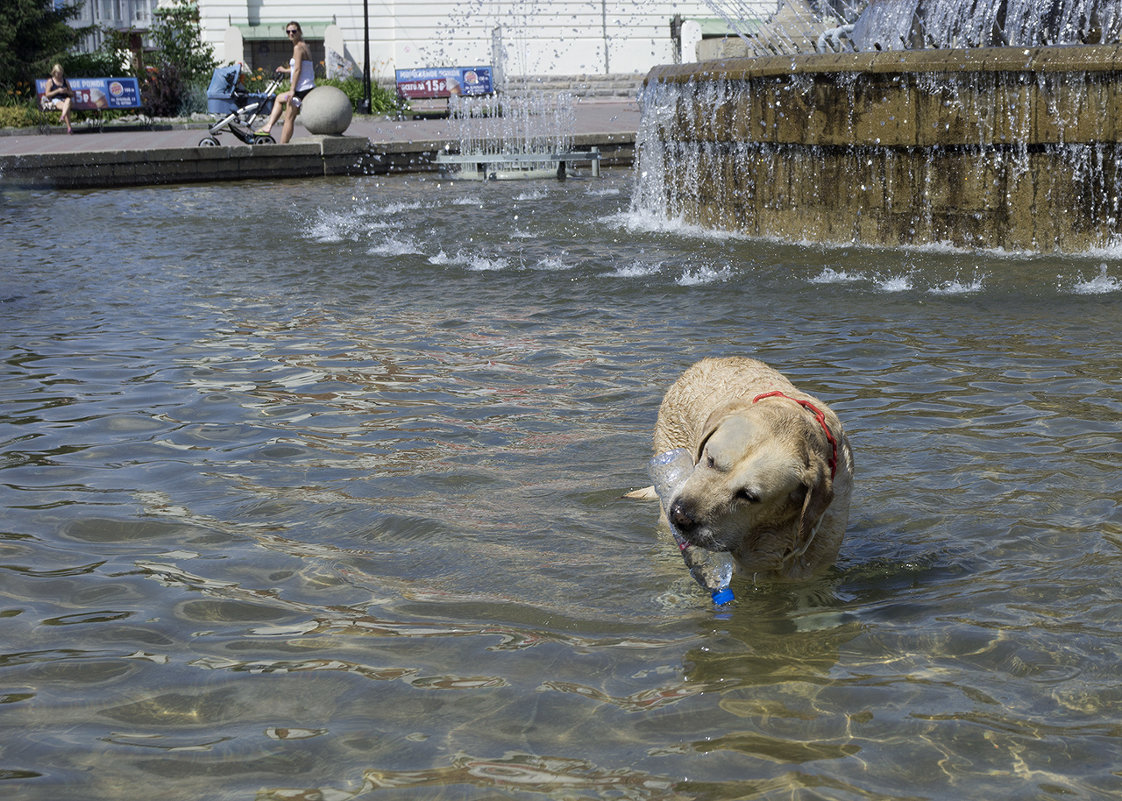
200,64,282,146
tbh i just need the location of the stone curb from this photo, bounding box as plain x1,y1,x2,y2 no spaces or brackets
0,132,635,188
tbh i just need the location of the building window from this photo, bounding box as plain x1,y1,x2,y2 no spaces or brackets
248,39,326,78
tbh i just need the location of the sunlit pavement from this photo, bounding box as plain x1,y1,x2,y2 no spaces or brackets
0,98,640,157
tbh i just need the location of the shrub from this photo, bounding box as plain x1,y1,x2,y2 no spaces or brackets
141,63,184,117
0,104,47,128
316,77,399,114
1,81,55,128
243,66,273,93
1,81,37,108
177,79,208,116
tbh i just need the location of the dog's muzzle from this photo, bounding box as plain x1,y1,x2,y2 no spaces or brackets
667,497,694,532
668,497,733,552
667,497,711,546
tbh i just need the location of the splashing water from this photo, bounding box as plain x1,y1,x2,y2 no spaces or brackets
702,0,1122,56
438,90,598,179
809,267,864,284
929,271,987,295
630,53,1122,252
1071,263,1122,293
452,91,575,160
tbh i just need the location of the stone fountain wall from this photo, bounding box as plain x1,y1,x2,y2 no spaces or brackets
638,45,1122,252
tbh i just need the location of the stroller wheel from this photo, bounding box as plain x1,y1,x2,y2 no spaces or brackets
253,135,276,145
198,136,221,147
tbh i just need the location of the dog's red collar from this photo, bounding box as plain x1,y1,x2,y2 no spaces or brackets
752,391,838,479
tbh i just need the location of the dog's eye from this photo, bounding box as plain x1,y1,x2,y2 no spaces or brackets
705,454,716,469
735,488,760,503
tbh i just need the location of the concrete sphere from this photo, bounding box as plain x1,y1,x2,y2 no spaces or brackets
300,86,353,135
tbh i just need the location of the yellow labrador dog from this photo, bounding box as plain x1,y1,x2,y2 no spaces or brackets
636,357,853,581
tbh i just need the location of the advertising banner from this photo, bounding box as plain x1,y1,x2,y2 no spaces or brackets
395,67,494,98
37,77,142,110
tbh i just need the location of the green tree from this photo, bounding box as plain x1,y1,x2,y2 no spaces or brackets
65,27,136,78
0,0,82,88
149,0,216,84
141,0,217,116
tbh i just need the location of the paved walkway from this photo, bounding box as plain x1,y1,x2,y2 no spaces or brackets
0,98,642,157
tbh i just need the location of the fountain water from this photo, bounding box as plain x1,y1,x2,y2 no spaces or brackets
435,90,601,180
704,0,1122,55
636,0,1122,251
856,0,1122,50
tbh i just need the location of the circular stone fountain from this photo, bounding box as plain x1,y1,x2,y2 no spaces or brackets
638,0,1122,252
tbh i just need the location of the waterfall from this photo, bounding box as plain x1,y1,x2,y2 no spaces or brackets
700,0,1122,56
632,48,1122,252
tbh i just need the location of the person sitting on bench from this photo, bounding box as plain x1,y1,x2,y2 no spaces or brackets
41,64,74,134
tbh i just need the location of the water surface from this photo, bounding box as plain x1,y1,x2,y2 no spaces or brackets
1,170,1120,800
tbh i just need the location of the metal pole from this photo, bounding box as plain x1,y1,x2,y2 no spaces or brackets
491,26,504,95
602,0,610,74
360,0,372,114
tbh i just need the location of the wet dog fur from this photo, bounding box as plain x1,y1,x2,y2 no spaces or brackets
634,357,853,581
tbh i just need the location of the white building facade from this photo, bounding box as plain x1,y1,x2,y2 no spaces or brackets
70,0,161,53
196,0,750,82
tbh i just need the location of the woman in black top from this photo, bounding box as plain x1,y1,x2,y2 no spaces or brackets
43,64,74,134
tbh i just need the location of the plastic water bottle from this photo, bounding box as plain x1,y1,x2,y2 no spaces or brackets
649,448,735,606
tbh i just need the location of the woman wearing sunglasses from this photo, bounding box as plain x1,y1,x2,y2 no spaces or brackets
256,21,315,143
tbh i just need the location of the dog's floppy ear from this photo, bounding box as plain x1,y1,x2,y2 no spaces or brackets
793,455,834,558
695,411,725,462
696,400,750,462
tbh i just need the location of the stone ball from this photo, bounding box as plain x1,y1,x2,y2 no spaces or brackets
300,86,353,135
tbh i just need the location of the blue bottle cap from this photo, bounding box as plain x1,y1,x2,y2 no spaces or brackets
710,586,734,606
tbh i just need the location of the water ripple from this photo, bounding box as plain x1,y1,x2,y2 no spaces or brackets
3,172,1122,800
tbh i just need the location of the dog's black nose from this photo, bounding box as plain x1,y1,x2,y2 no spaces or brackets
668,498,696,533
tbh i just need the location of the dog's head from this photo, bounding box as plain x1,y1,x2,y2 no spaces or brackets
665,399,836,576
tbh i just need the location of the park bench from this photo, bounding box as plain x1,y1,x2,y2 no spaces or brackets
35,76,145,130
394,66,494,118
